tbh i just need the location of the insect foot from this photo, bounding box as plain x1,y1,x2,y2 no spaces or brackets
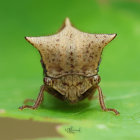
97,85,120,115
19,85,45,110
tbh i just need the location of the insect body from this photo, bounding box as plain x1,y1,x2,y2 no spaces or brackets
19,18,119,115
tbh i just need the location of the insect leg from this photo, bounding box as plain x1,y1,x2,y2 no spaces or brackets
97,85,120,115
19,85,45,110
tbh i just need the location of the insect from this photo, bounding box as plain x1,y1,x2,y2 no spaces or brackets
19,18,119,115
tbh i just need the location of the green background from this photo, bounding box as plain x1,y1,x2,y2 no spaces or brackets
0,0,140,140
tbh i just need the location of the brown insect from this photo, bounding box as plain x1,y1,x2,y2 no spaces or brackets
19,18,119,115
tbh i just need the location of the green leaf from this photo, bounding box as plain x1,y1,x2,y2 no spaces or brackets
1,80,140,140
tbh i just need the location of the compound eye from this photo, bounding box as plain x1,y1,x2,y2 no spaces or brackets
90,75,101,85
44,77,53,86
94,75,101,84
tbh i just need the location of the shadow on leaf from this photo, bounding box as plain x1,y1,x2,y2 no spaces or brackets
40,93,91,114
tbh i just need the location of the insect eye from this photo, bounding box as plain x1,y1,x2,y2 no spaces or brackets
44,77,53,86
96,75,101,83
90,75,101,85
95,75,101,83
